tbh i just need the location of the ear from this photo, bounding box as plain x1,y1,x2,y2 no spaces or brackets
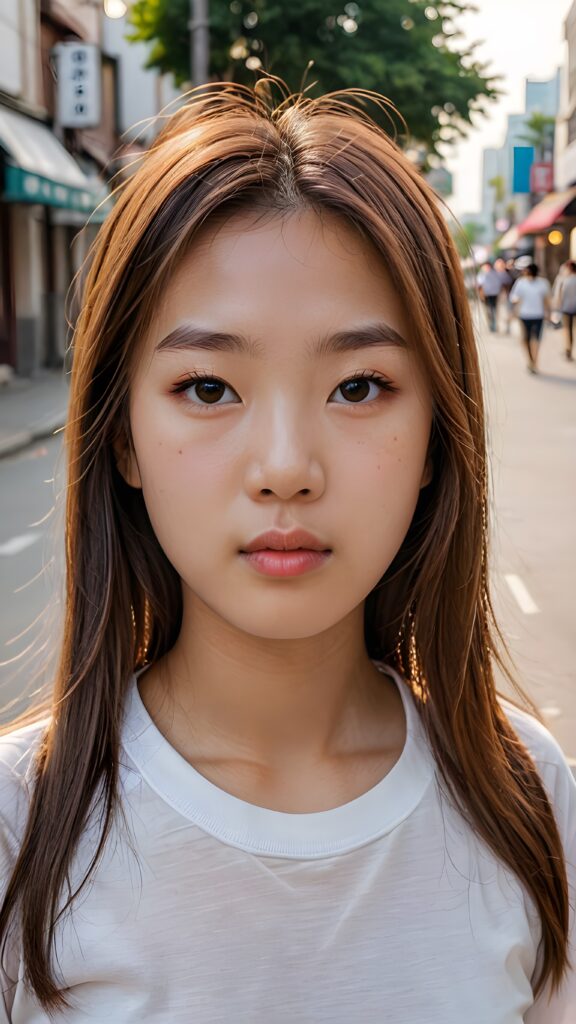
112,434,142,490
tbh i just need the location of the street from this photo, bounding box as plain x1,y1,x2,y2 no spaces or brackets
0,309,574,765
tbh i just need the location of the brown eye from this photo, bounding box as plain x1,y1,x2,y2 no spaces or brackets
331,374,397,405
172,374,239,407
339,379,372,403
194,380,226,404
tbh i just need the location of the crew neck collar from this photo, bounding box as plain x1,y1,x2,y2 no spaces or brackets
121,661,435,859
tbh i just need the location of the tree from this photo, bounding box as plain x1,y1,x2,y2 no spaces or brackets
449,218,484,260
517,111,556,162
488,173,505,232
126,0,503,159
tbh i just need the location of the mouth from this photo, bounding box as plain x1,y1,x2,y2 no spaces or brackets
239,545,332,554
239,547,332,578
240,528,331,554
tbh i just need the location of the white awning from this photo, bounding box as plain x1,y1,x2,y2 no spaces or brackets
498,226,521,249
0,105,110,218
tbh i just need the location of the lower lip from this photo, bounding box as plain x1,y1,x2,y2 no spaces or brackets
240,549,332,577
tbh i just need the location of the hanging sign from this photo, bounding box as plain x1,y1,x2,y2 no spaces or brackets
54,43,101,129
530,162,554,194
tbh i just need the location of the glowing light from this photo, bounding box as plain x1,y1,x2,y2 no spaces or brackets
103,0,127,17
548,230,564,246
230,39,249,59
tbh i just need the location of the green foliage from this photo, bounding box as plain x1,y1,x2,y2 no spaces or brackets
517,112,556,161
127,0,503,156
488,174,505,204
449,217,484,259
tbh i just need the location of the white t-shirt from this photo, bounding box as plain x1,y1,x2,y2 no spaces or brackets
509,277,551,319
0,662,574,1023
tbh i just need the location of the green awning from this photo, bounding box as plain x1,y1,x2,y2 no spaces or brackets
0,106,111,221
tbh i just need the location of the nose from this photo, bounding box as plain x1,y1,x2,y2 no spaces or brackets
243,401,326,502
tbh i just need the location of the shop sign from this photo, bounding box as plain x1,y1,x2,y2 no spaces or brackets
530,162,554,194
54,43,102,129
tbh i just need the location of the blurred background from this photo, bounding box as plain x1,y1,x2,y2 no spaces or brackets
0,1,574,772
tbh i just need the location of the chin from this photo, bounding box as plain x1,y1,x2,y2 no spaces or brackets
221,603,349,642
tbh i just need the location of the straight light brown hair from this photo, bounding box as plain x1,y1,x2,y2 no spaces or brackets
0,79,570,1010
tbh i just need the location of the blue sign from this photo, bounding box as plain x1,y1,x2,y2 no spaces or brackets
513,146,535,194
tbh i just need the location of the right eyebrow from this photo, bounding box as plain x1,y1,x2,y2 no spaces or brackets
155,326,262,357
155,321,409,357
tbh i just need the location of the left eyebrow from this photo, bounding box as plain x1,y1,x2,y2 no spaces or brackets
154,320,408,357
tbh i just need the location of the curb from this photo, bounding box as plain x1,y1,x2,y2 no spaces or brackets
0,413,67,460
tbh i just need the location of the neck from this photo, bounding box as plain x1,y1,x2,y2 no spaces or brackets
139,590,400,769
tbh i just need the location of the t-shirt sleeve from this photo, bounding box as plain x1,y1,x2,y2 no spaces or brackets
509,279,521,300
502,702,576,1022
0,816,19,1022
0,721,47,1021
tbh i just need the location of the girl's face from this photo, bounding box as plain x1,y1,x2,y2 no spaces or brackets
119,208,433,640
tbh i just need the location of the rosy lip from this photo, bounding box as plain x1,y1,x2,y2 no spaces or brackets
241,528,331,554
240,549,331,578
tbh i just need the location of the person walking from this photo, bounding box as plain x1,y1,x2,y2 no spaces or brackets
494,257,514,335
509,262,552,373
477,260,502,332
552,259,576,360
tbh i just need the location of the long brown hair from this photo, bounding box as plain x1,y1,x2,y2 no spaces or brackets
0,79,569,1010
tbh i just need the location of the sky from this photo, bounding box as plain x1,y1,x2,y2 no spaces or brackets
441,0,571,217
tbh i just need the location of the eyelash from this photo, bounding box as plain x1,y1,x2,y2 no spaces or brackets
170,370,400,410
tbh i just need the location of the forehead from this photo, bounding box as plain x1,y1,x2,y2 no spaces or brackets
148,208,411,354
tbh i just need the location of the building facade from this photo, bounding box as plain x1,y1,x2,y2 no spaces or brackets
556,2,576,195
0,0,181,377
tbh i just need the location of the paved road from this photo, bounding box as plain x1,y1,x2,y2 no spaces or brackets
475,305,576,766
0,436,65,716
0,310,574,766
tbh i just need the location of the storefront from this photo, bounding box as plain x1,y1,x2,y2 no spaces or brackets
498,186,576,281
0,105,110,374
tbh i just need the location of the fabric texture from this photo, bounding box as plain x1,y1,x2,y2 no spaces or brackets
0,663,574,1023
477,268,503,296
555,275,576,315
509,277,551,319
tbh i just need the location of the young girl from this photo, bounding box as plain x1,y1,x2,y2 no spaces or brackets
0,82,573,1022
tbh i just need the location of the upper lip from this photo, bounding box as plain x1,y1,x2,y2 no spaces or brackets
241,529,331,553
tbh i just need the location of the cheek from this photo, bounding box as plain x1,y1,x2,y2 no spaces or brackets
131,414,235,563
337,422,429,566
342,422,427,495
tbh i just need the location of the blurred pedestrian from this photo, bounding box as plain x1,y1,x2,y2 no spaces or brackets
477,259,502,332
494,257,514,335
552,260,576,359
0,83,573,1023
509,263,552,373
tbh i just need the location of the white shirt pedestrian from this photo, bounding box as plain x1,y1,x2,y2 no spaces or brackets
509,275,551,320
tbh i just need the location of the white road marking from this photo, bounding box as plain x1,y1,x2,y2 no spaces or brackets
504,574,539,615
0,532,42,556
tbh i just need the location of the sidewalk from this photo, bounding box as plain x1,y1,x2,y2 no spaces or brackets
0,368,70,458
